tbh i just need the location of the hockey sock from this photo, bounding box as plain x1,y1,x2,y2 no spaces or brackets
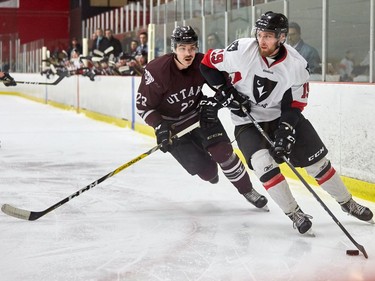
305,158,351,203
219,152,253,194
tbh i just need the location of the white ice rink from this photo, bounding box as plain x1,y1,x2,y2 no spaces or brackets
1,95,375,281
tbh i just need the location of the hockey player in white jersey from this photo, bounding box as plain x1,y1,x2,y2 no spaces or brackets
200,11,373,234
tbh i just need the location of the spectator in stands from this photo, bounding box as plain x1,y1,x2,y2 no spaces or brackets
105,29,123,57
129,40,139,57
1,60,10,72
339,50,355,82
67,37,82,60
206,33,224,50
288,22,321,74
115,54,132,75
115,53,144,76
135,50,147,68
353,51,375,78
359,51,372,68
121,32,135,54
68,49,83,69
91,28,111,54
136,32,148,56
89,32,97,55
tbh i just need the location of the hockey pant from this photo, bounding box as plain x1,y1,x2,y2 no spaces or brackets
169,121,253,194
235,117,351,213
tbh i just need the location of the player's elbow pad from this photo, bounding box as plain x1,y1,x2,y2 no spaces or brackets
280,108,302,128
199,63,226,87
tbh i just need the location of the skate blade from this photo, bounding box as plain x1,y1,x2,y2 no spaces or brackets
366,219,375,224
302,228,315,237
262,205,270,212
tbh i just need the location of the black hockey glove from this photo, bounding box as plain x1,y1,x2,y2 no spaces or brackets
269,122,296,163
199,96,221,128
214,85,250,117
0,73,17,87
155,121,172,153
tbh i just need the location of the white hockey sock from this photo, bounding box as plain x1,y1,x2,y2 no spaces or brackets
317,169,351,203
305,158,351,203
264,173,298,214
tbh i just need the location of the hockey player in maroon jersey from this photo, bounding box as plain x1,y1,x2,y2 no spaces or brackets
200,12,373,234
137,26,268,209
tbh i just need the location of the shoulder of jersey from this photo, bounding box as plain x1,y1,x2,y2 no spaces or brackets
225,37,257,52
284,44,310,80
232,37,255,46
285,44,308,66
196,52,204,60
145,53,174,72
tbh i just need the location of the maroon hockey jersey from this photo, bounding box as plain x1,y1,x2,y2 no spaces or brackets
137,53,206,129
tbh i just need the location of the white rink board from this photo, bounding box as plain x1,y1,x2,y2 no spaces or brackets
1,74,374,183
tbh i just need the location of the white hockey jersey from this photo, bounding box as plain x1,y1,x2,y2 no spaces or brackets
204,38,310,125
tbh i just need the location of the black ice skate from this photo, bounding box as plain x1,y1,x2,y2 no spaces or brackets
243,189,268,210
286,206,313,234
209,174,219,184
340,198,374,223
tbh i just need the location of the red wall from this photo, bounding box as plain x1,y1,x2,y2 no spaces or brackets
0,0,70,50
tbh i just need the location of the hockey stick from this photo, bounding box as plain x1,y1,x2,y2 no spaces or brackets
1,121,200,221
244,110,368,258
15,66,67,86
14,74,65,86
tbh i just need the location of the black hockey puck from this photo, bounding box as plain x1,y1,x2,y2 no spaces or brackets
346,250,359,256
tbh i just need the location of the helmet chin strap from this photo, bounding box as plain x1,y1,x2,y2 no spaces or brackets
268,41,285,58
270,42,282,57
171,45,182,64
173,53,184,66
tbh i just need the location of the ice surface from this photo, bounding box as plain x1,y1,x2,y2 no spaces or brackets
1,95,375,281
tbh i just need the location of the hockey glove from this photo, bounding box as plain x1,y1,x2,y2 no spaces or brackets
155,121,172,153
199,96,221,128
214,85,250,117
0,73,17,87
269,122,296,163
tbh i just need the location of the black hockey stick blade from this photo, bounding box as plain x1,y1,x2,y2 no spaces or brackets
356,243,369,259
243,109,368,258
1,121,199,221
283,159,368,259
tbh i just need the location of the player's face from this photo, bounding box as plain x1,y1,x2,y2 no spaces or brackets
174,43,198,69
256,31,280,57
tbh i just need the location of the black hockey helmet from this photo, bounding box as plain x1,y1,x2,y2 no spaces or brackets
171,26,199,51
254,11,288,38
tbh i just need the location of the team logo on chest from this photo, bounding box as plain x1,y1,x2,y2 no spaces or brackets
253,75,277,103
